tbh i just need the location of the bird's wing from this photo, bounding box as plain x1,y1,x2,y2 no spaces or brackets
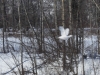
59,26,65,36
65,28,69,35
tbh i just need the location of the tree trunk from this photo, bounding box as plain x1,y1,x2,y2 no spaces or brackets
61,0,66,71
1,0,6,53
17,0,24,75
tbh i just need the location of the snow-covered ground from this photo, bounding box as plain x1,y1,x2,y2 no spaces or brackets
78,59,100,75
0,52,44,75
0,52,100,75
0,28,100,75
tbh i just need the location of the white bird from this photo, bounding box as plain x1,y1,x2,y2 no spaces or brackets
58,26,72,41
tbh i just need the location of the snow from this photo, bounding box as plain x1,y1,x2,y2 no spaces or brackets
0,52,100,75
84,35,97,48
0,52,44,75
78,59,100,75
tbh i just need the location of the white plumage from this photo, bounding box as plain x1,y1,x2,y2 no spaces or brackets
58,26,72,41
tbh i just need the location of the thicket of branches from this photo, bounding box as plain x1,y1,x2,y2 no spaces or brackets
0,0,100,75
0,0,100,28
